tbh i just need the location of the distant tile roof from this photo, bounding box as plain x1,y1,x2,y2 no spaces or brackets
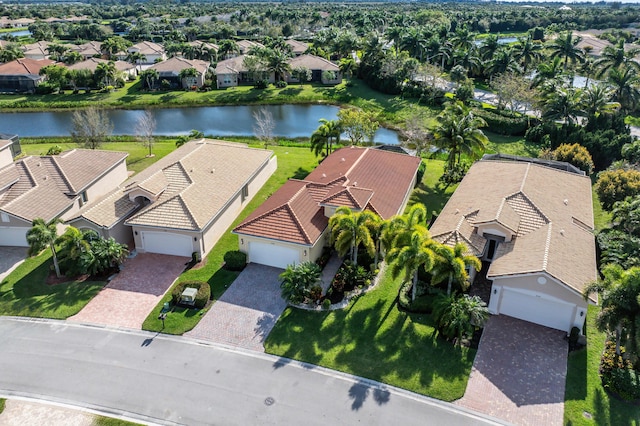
188,40,218,52
121,140,273,232
288,54,339,71
234,147,420,245
429,159,597,301
66,58,135,72
22,41,51,57
0,58,54,76
215,55,247,75
70,41,102,57
129,41,165,55
149,57,209,75
0,149,127,223
237,40,264,54
285,39,309,54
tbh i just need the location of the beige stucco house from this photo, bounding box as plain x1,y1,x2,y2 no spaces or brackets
69,140,276,259
117,41,166,65
147,57,209,89
66,58,137,79
233,147,421,269
0,149,128,247
429,157,598,334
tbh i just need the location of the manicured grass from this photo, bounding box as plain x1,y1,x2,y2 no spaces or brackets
0,399,5,414
264,268,475,400
592,186,612,232
0,250,106,319
141,145,320,334
409,159,457,217
21,139,180,174
94,416,142,426
484,132,541,157
564,305,640,425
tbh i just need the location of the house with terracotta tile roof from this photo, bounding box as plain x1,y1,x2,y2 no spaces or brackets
68,140,276,258
0,149,128,247
233,146,421,269
429,157,597,334
0,58,54,93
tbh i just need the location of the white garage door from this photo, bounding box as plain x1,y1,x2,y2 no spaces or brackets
0,227,29,247
499,288,574,332
249,241,299,269
141,231,192,257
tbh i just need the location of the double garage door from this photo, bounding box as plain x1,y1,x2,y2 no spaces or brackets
248,241,299,269
498,288,575,332
141,231,193,257
0,227,28,247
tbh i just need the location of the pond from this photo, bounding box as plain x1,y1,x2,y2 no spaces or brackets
0,104,400,144
0,29,31,38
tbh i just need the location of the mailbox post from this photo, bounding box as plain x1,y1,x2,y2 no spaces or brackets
158,313,167,329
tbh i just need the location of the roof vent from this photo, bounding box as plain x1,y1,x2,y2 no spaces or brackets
43,175,47,180
322,173,326,178
210,168,215,173
560,229,565,236
563,199,569,205
341,157,345,162
455,209,460,214
353,182,357,186
190,168,194,173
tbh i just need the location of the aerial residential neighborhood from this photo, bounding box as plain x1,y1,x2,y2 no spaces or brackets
1,1,640,425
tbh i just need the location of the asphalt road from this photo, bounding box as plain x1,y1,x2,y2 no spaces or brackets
0,317,504,426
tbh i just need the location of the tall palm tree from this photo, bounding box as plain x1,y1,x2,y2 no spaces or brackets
218,39,239,59
26,218,63,278
479,34,500,62
266,48,292,82
484,46,520,81
541,87,583,127
126,51,146,73
548,31,585,70
328,207,377,266
607,65,640,113
430,242,481,296
178,67,199,89
531,56,564,88
387,230,436,300
140,68,159,90
594,40,640,78
309,118,341,157
584,264,640,358
433,101,489,168
63,51,83,65
95,61,117,88
385,26,405,56
56,226,93,276
450,27,475,52
581,84,619,118
513,35,543,73
383,203,430,251
46,44,69,62
0,43,24,62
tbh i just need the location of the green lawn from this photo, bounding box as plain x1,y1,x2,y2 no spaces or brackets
264,268,475,401
141,145,320,334
0,250,106,319
564,305,640,425
409,159,457,217
484,132,541,157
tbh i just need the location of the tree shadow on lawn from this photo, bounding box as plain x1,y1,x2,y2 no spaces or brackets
291,166,311,180
409,181,452,217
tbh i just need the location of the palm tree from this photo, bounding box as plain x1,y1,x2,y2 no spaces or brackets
126,51,146,72
432,293,489,344
433,101,489,168
0,43,24,62
383,203,430,251
484,47,520,81
385,26,405,56
176,129,205,147
607,65,640,113
328,207,377,266
56,226,93,276
26,218,62,278
265,48,292,82
479,34,500,62
218,39,239,59
309,118,341,157
95,61,117,88
581,84,619,118
513,35,543,73
386,230,435,300
531,56,564,89
450,27,475,52
178,67,199,89
548,31,585,70
140,68,159,90
46,44,68,62
584,264,640,359
594,40,640,78
90,237,128,275
541,87,583,127
430,242,481,296
63,51,83,65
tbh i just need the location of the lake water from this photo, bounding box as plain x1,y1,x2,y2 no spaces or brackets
0,104,400,144
0,29,31,39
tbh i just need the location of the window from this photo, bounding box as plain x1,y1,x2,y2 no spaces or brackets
1,212,9,222
241,185,249,201
81,191,88,203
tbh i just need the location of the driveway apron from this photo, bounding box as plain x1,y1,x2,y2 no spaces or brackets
455,315,568,426
68,253,188,329
0,247,28,283
185,263,286,352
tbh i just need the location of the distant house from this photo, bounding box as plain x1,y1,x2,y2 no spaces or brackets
429,158,597,334
0,133,21,164
285,39,309,57
67,58,137,78
117,41,166,65
233,147,420,269
0,58,54,93
22,41,52,60
216,54,341,88
0,149,128,247
69,140,276,258
147,57,209,89
70,41,103,60
287,54,341,85
185,40,218,59
235,40,264,56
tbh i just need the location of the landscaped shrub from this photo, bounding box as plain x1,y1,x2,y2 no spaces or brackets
308,285,322,303
279,261,322,304
322,298,331,310
330,261,373,294
315,246,332,270
600,341,640,400
46,145,63,155
223,250,247,271
254,79,269,89
171,280,210,309
474,107,529,136
275,80,287,88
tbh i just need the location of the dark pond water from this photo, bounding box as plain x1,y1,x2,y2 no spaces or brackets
0,104,400,144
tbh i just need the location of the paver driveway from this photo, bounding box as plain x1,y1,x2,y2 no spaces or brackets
0,247,27,283
69,253,188,329
456,315,567,426
186,263,286,351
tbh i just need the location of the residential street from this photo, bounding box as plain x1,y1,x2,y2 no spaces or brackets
0,317,503,426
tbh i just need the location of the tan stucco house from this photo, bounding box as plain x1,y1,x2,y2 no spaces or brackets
147,57,209,89
233,147,421,269
117,41,166,65
429,157,598,334
69,140,276,259
0,149,128,247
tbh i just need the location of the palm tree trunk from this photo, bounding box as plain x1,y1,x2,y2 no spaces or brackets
616,325,622,356
412,271,418,301
447,275,453,296
50,244,61,278
353,243,358,266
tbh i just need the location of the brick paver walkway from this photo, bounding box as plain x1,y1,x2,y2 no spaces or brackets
69,253,188,329
456,315,567,426
185,263,286,352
